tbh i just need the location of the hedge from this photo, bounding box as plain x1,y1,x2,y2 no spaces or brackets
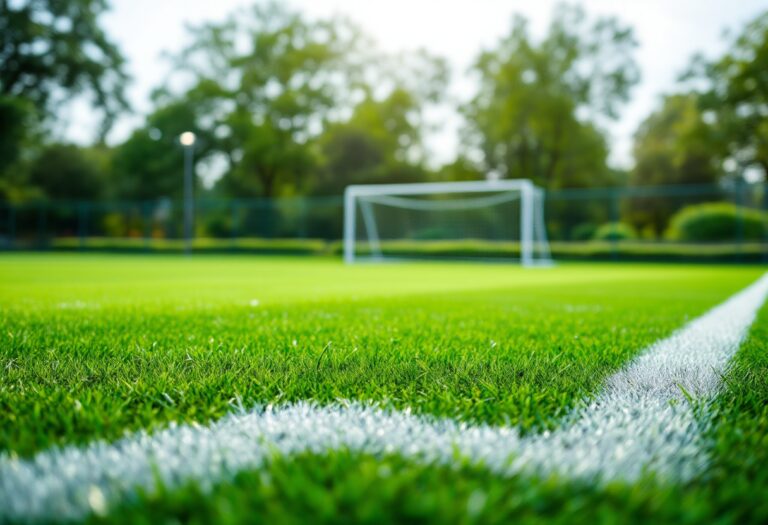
666,202,767,242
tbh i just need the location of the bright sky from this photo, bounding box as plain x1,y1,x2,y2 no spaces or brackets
62,0,767,171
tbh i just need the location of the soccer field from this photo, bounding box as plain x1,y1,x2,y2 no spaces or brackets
1,254,767,523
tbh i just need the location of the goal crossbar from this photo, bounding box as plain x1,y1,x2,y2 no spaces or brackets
345,179,535,198
361,192,521,212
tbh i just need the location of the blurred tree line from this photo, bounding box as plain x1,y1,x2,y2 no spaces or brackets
0,1,766,240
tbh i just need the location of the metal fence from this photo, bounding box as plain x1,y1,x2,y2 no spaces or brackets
1,181,766,262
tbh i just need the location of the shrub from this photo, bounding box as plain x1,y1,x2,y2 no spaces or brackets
411,226,461,240
204,215,232,238
592,222,638,241
571,222,597,241
102,213,127,237
665,202,767,242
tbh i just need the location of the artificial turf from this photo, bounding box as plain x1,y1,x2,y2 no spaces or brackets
0,254,766,523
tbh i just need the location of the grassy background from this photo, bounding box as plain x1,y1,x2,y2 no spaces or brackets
0,253,763,307
0,254,766,523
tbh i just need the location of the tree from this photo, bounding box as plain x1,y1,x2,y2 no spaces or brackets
625,94,722,235
435,157,485,182
462,4,639,189
0,96,41,202
27,144,106,200
0,0,128,138
111,100,215,200
687,10,768,180
0,0,128,202
314,83,442,195
163,2,364,199
632,94,720,187
163,3,447,199
220,116,316,198
0,96,35,187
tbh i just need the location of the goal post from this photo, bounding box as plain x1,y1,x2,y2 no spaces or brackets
343,180,552,265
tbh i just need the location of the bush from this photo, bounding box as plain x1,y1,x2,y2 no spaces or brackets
592,222,637,241
571,223,597,241
411,226,461,240
666,202,767,242
204,215,232,238
102,213,127,237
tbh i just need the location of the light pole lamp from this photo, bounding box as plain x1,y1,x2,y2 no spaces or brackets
179,131,196,255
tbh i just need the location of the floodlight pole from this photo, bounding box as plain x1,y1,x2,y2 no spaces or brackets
180,132,196,255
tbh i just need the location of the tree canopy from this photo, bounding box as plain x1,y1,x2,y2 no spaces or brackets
314,50,448,195
0,0,127,201
687,10,768,180
462,4,639,189
111,99,217,200
139,2,447,200
27,143,106,200
632,94,721,188
161,2,363,198
0,0,128,137
626,93,722,234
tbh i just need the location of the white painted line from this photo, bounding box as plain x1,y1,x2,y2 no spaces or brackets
1,274,767,522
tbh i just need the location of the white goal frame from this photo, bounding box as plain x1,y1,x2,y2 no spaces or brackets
343,179,551,266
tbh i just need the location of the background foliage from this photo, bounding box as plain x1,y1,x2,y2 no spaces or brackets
0,1,767,243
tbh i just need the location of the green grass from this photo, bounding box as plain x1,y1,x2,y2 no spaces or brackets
90,298,768,525
1,254,766,523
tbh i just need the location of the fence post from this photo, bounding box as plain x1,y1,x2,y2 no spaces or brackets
735,178,746,262
610,188,620,261
143,201,152,251
37,203,47,249
231,201,239,249
8,204,16,249
298,198,307,239
78,202,88,249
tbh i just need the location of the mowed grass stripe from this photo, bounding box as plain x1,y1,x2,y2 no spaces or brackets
2,273,766,523
0,254,760,308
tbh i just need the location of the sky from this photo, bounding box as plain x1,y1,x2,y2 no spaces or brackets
62,0,767,172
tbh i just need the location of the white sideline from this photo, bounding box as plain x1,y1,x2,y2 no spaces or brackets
2,273,767,522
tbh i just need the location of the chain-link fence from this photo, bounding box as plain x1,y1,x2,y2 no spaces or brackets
1,182,766,262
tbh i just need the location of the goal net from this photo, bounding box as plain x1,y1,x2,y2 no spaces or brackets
343,180,552,265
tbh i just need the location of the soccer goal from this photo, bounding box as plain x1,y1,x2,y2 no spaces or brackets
343,179,552,265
